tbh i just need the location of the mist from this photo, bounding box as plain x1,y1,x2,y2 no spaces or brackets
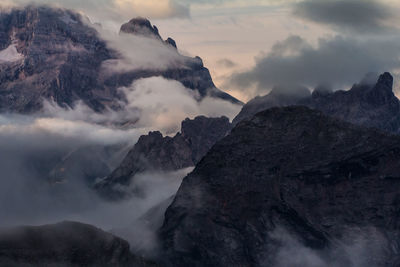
0,110,193,256
0,73,239,258
268,227,391,267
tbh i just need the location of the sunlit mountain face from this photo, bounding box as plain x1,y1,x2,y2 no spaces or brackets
1,1,400,266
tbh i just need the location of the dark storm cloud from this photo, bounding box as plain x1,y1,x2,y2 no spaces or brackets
293,0,397,34
229,35,400,93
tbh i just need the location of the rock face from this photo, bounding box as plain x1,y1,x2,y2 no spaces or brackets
160,106,400,266
233,73,400,133
0,6,114,112
48,144,129,186
96,116,231,197
303,72,400,133
120,17,162,39
232,85,311,125
0,6,239,113
0,221,155,266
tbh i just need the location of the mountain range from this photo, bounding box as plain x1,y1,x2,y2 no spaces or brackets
2,5,400,267
0,6,239,113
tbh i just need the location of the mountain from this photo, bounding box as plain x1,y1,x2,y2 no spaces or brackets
96,116,232,198
0,6,239,113
48,144,129,186
160,106,400,266
0,221,156,266
232,85,311,125
303,72,400,133
233,72,400,133
120,17,177,49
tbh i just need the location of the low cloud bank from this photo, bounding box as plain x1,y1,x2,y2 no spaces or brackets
229,35,400,97
0,74,239,257
267,227,390,267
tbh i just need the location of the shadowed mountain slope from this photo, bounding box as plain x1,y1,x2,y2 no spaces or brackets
160,106,400,266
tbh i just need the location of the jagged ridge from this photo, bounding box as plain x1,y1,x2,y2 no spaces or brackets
160,106,400,266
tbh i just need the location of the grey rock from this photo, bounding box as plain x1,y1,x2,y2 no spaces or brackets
233,72,400,133
0,221,156,266
120,17,161,39
232,85,311,125
48,144,130,186
96,116,232,198
0,6,115,113
165,37,177,49
0,6,240,114
160,106,400,266
303,72,400,133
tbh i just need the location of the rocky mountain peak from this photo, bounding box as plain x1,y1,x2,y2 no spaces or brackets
0,221,155,266
120,17,161,39
234,72,400,133
377,71,393,89
311,85,333,98
0,6,239,113
269,85,311,98
166,37,177,49
364,72,395,106
160,106,400,266
96,116,232,199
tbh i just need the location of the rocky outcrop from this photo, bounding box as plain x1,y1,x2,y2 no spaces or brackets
120,18,162,39
0,6,115,113
232,85,311,125
233,72,400,133
96,116,231,197
48,144,129,186
160,106,400,266
303,72,400,133
0,6,239,113
0,221,156,266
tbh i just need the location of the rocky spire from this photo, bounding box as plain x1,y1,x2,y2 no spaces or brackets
120,17,162,39
365,72,395,106
166,37,177,49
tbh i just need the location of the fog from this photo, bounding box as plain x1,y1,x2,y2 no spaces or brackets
0,108,191,256
0,74,239,257
268,227,390,267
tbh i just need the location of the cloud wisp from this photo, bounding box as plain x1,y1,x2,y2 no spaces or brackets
0,0,190,21
293,0,399,35
0,75,240,256
228,34,400,96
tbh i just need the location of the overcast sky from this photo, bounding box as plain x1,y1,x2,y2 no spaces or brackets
2,0,400,101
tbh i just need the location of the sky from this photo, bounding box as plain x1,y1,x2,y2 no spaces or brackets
1,0,400,255
153,0,400,101
2,0,400,101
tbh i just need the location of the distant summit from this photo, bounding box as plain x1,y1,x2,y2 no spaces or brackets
120,17,162,38
0,6,239,113
120,17,178,49
161,106,400,266
234,72,400,133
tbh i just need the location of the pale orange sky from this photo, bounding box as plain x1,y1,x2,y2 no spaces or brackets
3,0,399,102
153,3,332,101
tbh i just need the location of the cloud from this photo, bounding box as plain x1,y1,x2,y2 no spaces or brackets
0,76,236,256
229,35,400,95
98,27,187,72
216,58,237,68
115,0,189,19
293,0,399,34
120,77,241,134
0,74,240,250
268,227,390,267
1,0,189,21
0,121,192,256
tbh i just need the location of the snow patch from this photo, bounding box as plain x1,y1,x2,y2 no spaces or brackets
0,44,23,63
